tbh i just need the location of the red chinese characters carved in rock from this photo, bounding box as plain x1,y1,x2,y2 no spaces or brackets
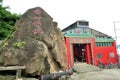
33,16,42,20
33,28,43,35
32,8,43,35
32,11,42,27
33,8,41,15
32,20,42,27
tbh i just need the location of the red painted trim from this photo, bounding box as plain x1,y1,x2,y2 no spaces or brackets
86,44,92,64
91,38,95,65
65,37,72,69
70,44,74,67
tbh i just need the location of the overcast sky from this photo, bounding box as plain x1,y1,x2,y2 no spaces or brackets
2,0,120,40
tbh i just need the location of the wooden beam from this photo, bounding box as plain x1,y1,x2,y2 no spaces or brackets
0,66,26,80
0,66,26,71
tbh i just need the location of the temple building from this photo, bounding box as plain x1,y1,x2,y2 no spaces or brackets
62,20,118,68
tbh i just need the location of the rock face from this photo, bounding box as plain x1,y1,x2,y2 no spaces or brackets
0,7,67,75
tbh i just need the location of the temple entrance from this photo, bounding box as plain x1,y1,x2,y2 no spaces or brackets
73,44,86,62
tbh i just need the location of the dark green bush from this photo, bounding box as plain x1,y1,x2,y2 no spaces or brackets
0,0,21,40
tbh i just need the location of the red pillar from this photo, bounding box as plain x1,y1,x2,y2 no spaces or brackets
70,44,74,67
86,44,91,64
65,37,72,69
113,42,118,63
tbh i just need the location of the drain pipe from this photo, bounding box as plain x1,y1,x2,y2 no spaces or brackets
39,68,73,80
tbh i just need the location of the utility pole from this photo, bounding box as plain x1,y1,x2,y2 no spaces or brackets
113,21,120,40
113,22,117,41
113,21,120,63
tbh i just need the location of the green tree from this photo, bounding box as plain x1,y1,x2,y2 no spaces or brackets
0,0,21,40
0,0,3,4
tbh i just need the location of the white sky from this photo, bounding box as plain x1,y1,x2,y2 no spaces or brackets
2,0,120,40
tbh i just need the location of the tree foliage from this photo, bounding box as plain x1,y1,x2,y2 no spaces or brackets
0,0,21,40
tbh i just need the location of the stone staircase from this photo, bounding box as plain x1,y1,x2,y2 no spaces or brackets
73,63,102,73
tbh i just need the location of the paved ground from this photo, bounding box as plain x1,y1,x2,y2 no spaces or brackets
0,63,120,80
71,69,120,80
70,63,120,80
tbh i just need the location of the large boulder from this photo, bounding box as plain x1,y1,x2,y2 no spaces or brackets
0,7,67,75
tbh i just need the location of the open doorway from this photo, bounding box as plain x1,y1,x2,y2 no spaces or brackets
73,44,86,62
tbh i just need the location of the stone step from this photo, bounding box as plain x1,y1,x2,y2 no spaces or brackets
73,63,102,73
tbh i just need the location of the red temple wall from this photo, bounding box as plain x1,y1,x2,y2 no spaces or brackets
65,37,118,68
